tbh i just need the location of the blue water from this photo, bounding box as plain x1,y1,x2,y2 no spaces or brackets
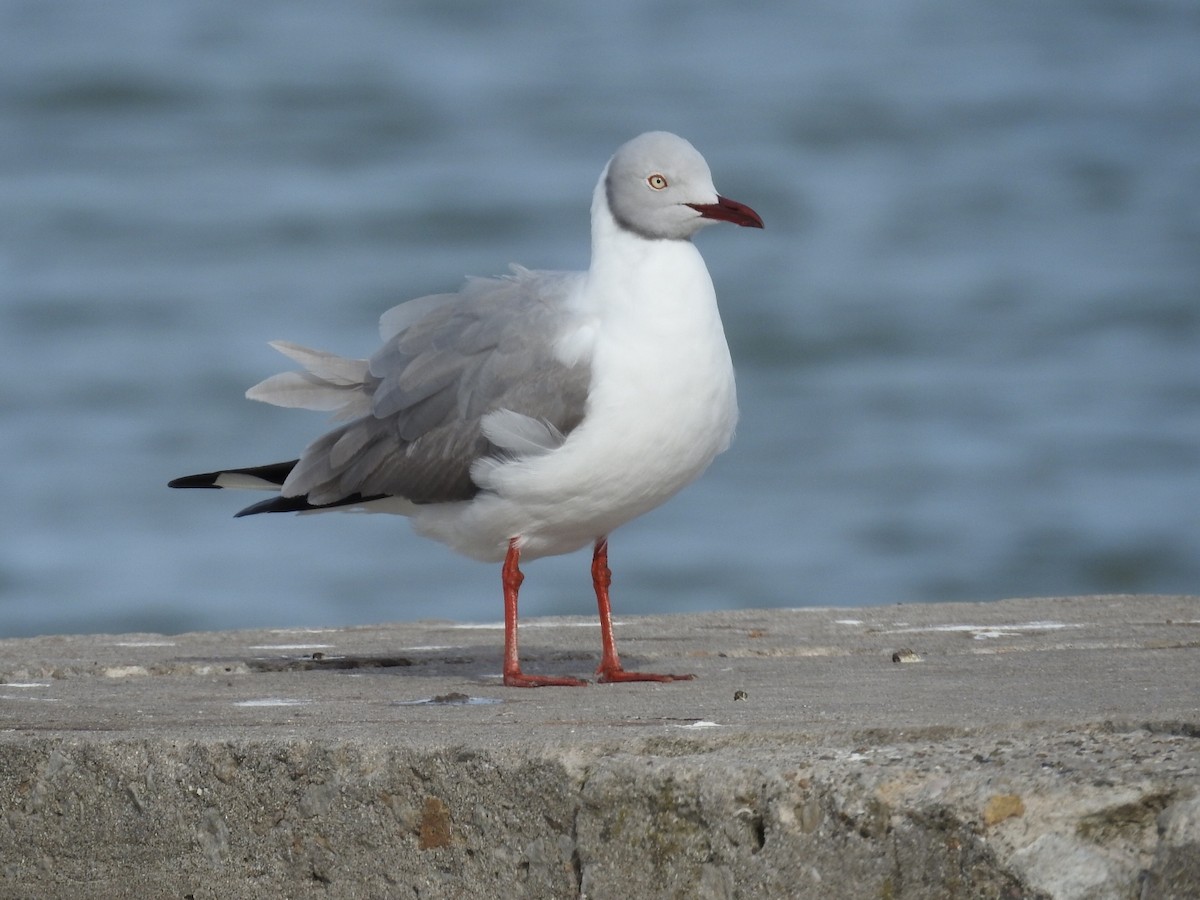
2,1,1198,637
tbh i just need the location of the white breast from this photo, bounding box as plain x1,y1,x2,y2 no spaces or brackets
417,223,737,562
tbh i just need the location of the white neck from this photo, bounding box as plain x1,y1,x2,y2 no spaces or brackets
583,171,715,325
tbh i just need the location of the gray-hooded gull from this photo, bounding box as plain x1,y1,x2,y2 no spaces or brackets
170,131,764,687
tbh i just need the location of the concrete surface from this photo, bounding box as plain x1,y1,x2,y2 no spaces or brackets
0,594,1197,899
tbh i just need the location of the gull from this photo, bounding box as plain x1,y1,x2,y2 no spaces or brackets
170,131,763,687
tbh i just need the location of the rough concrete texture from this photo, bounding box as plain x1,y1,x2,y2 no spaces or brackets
0,594,1197,899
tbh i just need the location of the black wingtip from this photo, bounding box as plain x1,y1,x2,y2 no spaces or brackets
234,495,313,517
169,461,299,491
168,473,222,489
235,491,392,517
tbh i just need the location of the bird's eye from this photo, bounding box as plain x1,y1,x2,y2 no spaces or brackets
647,174,668,191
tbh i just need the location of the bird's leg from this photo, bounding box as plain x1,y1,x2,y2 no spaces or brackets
502,538,588,687
592,538,695,683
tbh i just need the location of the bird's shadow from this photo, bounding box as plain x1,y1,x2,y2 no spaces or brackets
232,646,597,682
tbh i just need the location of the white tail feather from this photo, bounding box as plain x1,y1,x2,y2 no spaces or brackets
267,340,368,385
246,342,372,420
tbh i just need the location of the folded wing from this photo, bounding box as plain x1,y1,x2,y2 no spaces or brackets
247,266,593,509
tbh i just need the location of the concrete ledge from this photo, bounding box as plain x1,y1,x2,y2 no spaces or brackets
1,595,1197,899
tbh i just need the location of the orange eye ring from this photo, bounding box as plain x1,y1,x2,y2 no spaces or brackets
647,174,668,191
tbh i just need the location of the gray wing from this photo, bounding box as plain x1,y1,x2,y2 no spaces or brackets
283,267,592,506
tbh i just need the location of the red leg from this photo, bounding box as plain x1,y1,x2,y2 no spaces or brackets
502,538,587,688
592,538,695,684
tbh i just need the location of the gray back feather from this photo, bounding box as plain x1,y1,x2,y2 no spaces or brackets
284,267,592,506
